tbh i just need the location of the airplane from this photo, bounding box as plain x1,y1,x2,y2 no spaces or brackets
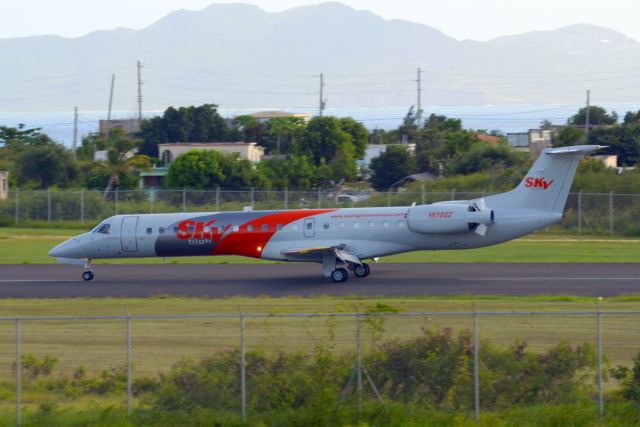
49,145,599,283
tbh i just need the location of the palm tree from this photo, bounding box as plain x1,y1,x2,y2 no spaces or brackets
92,128,151,197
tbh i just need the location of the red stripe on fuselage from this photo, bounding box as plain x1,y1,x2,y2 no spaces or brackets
211,209,336,258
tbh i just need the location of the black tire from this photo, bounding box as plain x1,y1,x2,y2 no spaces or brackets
82,271,94,282
331,268,348,283
354,263,370,278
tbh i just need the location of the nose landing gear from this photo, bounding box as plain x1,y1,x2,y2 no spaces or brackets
82,259,94,281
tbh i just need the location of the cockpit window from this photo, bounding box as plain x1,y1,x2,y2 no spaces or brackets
95,223,111,234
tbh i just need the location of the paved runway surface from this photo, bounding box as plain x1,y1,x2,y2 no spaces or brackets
0,263,638,297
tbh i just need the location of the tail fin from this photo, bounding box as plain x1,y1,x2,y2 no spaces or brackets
486,145,600,212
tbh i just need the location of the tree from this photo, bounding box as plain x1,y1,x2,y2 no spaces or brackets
166,149,265,190
15,143,78,188
553,127,584,148
624,110,640,125
233,115,261,143
568,106,618,126
258,117,305,154
338,117,368,159
138,104,230,157
369,146,417,191
91,129,150,196
297,116,352,164
258,156,318,190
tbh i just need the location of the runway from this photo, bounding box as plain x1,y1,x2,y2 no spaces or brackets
0,263,638,297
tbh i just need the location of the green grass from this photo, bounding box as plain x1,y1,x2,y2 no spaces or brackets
0,296,639,379
1,227,639,264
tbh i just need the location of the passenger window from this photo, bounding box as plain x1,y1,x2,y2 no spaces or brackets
398,221,405,228
277,224,283,231
338,222,345,229
323,223,330,230
159,227,165,234
383,221,389,228
247,225,254,232
262,224,269,232
146,227,152,234
292,223,299,231
173,226,178,233
353,222,360,229
368,221,375,228
232,226,239,232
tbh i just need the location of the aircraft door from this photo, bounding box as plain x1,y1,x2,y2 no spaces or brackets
120,216,139,252
303,218,315,238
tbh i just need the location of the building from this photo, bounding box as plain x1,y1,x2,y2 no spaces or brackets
358,144,416,167
158,142,265,166
477,135,501,145
506,129,553,154
99,119,141,138
247,111,311,123
0,171,8,201
591,155,618,168
141,142,265,188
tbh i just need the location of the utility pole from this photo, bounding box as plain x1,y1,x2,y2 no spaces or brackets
72,106,78,161
416,67,423,127
107,74,115,121
318,72,325,116
137,61,143,121
584,89,591,140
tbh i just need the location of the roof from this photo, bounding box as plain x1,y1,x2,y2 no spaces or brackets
158,142,258,147
478,135,500,145
248,111,311,119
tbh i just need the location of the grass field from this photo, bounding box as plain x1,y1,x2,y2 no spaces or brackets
0,295,639,379
1,226,639,264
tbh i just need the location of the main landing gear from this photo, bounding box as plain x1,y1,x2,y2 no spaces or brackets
329,263,371,283
82,259,94,281
323,254,371,283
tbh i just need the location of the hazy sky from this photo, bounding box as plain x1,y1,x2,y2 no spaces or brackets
1,0,639,41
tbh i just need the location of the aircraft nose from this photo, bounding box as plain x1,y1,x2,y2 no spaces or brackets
48,239,80,258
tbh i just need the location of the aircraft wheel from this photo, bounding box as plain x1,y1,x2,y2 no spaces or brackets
82,271,94,282
353,263,370,278
331,268,348,283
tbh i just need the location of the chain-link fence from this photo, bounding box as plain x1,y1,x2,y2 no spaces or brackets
1,310,639,425
1,188,640,235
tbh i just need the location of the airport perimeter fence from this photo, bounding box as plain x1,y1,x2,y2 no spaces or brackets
1,188,640,235
1,309,640,425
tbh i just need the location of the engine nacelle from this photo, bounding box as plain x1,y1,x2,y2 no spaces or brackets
407,203,494,234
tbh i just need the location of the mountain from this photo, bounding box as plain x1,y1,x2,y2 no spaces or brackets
1,2,639,112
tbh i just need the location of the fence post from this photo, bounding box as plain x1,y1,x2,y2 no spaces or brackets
578,191,583,234
284,186,288,210
15,316,21,427
47,188,52,224
216,187,220,212
240,314,247,422
182,188,186,213
250,187,255,207
421,184,425,205
387,191,391,207
473,307,480,424
126,312,132,421
317,189,321,208
115,188,119,215
451,189,456,201
15,188,19,225
80,188,85,225
356,313,363,414
596,302,604,416
609,191,614,235
149,190,154,213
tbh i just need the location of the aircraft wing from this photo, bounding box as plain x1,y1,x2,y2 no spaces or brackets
281,245,362,265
